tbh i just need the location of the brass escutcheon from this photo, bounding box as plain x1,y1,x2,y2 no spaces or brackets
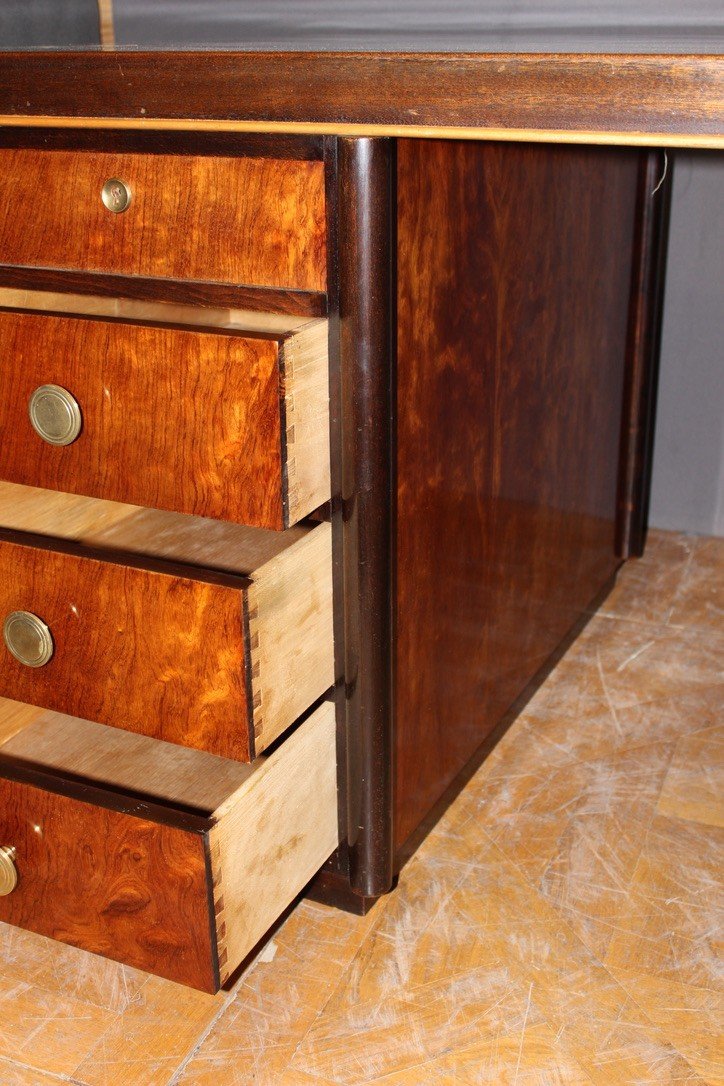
3,611,54,668
101,177,132,213
28,384,82,446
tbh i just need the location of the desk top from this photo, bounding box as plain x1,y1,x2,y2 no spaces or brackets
0,0,722,150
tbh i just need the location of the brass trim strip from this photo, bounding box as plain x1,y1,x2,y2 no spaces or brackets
0,115,721,149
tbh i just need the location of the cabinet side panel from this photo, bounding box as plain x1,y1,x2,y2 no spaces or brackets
395,139,640,850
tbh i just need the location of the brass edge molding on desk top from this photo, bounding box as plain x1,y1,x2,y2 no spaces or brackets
0,116,722,149
0,52,722,148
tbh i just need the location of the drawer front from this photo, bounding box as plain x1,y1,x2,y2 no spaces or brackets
0,311,330,530
0,701,338,992
0,148,327,291
0,522,334,760
0,774,215,990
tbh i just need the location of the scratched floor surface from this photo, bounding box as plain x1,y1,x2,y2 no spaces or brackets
0,528,722,1085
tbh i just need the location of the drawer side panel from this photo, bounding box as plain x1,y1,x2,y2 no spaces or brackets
210,700,338,981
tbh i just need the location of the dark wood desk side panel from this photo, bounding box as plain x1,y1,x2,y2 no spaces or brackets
395,139,640,850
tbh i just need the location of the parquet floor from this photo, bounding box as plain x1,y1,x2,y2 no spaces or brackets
0,529,721,1085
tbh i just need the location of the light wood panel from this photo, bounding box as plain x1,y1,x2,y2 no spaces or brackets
0,286,312,333
0,310,330,530
210,700,338,982
0,148,327,291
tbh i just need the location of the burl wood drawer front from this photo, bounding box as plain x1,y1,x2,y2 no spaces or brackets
0,520,333,761
0,149,327,291
0,310,330,530
0,701,338,991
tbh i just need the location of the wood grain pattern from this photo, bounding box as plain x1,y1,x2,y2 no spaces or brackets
0,501,334,758
282,319,333,527
0,534,253,761
0,699,338,991
0,310,330,530
247,521,334,751
0,52,720,145
0,775,215,991
0,147,326,291
395,139,640,849
210,699,338,982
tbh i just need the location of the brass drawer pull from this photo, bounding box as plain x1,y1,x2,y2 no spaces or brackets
29,384,82,446
0,846,17,896
101,177,132,214
3,611,54,668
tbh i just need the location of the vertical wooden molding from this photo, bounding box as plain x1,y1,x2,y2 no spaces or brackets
617,150,674,557
337,138,396,898
97,0,115,48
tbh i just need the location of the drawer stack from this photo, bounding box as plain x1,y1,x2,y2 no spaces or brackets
0,136,338,991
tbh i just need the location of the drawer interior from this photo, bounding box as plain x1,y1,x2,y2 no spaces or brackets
0,484,334,759
0,696,339,991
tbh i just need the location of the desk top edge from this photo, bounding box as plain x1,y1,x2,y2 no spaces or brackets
0,51,722,147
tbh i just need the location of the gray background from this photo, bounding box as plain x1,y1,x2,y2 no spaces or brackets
1,1,722,535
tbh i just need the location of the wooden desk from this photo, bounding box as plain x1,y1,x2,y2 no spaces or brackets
0,46,720,987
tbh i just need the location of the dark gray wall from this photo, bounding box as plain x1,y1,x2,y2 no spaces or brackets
0,1,99,46
650,156,724,536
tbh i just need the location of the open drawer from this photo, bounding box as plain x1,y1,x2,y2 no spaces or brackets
0,697,338,992
0,485,333,761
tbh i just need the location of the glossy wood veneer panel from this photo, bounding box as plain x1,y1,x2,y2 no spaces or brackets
0,148,326,291
395,139,640,849
0,775,215,990
0,535,252,760
0,512,334,759
0,311,329,530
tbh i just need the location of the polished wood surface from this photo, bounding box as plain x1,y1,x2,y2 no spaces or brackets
0,310,329,529
0,52,721,147
394,139,640,849
0,533,252,760
334,139,396,898
0,774,215,990
0,147,326,291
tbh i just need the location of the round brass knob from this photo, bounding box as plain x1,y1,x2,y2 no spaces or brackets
28,384,82,447
3,611,54,668
0,847,17,896
101,177,132,214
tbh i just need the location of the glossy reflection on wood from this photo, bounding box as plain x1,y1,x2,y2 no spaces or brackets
395,139,640,849
0,148,327,291
0,775,214,991
0,311,329,530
